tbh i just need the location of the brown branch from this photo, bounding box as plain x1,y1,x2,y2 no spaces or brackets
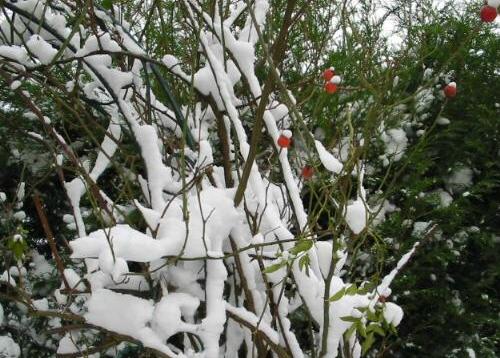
33,192,70,290
226,309,291,358
56,337,119,358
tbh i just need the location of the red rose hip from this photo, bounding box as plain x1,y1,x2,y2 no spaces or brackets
480,5,497,23
443,83,457,98
324,82,338,94
277,135,291,148
323,68,335,81
301,166,314,180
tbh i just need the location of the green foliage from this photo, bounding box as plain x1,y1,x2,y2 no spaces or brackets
370,12,500,357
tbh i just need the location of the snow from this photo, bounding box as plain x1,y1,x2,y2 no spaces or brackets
0,271,16,286
111,257,128,282
12,211,26,221
84,289,175,355
0,45,31,66
436,116,450,125
62,214,74,224
31,251,53,277
64,178,87,237
345,199,367,234
436,189,453,208
238,0,270,44
99,67,133,94
27,131,43,140
89,121,121,181
10,81,21,90
32,298,49,311
446,167,473,193
57,333,79,354
76,33,121,57
324,280,370,356
423,67,433,80
15,182,25,202
63,268,86,290
393,76,399,87
70,224,177,262
383,302,404,326
0,336,20,357
370,242,420,311
314,127,326,140
26,35,57,65
196,140,214,168
316,241,333,277
466,347,476,358
132,124,180,211
372,199,397,226
315,140,343,174
71,187,239,271
152,293,199,341
282,129,292,138
381,128,408,164
116,27,145,55
225,303,280,344
412,221,431,237
162,54,180,69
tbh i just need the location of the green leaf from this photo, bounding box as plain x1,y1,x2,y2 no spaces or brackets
289,239,313,255
344,324,357,341
356,320,367,338
357,282,376,294
340,316,359,323
362,333,375,355
345,283,358,296
102,0,113,10
264,262,285,274
298,255,310,276
7,237,28,261
329,287,346,302
366,309,379,322
367,323,385,337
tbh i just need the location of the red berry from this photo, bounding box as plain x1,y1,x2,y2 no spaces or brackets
324,82,338,94
443,83,457,98
480,5,497,23
323,68,335,81
301,166,314,180
277,135,291,148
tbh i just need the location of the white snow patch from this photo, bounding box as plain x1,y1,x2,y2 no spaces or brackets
436,117,450,125
446,167,473,193
381,128,408,165
466,347,476,358
0,336,20,358
315,140,343,174
26,35,57,65
383,302,404,326
345,199,367,234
